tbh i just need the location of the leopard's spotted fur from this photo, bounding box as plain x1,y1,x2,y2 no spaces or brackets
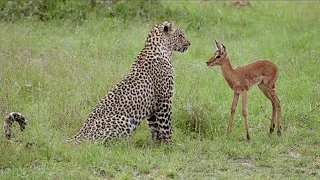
67,22,190,143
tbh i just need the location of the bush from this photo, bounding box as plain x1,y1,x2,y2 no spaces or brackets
0,0,186,23
0,0,95,22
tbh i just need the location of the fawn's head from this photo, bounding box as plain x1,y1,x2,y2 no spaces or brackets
206,40,228,66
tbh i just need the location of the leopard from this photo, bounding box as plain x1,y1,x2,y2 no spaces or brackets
65,22,191,144
3,112,27,140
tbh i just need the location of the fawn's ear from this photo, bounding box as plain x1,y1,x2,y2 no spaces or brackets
221,44,227,54
215,40,221,50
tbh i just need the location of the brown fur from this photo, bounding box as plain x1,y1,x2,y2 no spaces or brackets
206,40,281,140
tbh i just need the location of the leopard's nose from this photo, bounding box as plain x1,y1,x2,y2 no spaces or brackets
187,41,191,46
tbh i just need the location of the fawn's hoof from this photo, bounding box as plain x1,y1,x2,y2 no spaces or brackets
269,128,274,134
246,134,250,141
277,130,282,136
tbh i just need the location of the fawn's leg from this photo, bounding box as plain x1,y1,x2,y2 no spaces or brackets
241,91,250,141
270,91,282,136
258,84,276,135
227,92,239,135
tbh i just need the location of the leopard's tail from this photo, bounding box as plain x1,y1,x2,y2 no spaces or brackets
65,137,77,144
64,127,84,144
64,136,81,144
4,112,27,140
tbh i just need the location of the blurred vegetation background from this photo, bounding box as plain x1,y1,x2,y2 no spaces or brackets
1,1,320,179
0,0,192,23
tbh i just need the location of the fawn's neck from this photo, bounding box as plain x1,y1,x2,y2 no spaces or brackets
220,57,236,89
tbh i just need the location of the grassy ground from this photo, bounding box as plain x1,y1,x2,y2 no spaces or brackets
1,1,320,179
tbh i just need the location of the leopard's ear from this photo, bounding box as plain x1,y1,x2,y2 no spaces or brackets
163,21,174,33
163,21,169,32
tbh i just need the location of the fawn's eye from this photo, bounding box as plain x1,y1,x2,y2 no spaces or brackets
216,55,221,59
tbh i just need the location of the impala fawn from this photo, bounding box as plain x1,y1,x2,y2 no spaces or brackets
206,40,281,140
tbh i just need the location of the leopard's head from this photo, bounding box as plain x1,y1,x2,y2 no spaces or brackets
162,22,191,53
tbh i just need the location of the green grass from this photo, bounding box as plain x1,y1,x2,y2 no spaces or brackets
1,1,320,179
